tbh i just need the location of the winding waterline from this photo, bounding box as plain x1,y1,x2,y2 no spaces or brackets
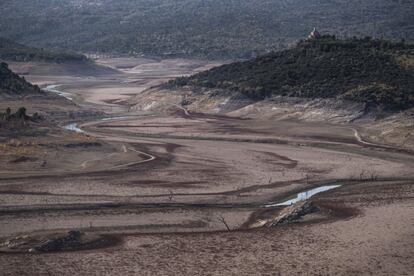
47,83,342,206
265,185,342,207
64,116,139,134
44,84,74,101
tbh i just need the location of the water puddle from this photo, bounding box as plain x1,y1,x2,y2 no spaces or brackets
265,185,342,207
64,123,84,133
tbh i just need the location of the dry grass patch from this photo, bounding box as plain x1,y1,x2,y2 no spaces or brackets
0,139,44,157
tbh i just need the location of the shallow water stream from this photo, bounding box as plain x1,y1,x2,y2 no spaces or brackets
265,185,342,207
44,84,74,101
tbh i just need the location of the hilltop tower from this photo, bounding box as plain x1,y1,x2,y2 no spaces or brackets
307,27,321,40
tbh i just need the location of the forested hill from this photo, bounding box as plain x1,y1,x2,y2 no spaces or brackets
0,62,41,94
170,37,414,110
0,37,87,63
0,0,413,59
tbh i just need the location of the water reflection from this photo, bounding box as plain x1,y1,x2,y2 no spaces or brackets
266,185,342,207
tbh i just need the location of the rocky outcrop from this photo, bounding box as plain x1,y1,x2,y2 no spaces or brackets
1,230,83,253
32,230,82,252
267,201,319,227
0,230,119,253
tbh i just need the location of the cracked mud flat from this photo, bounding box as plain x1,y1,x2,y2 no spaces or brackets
1,58,414,275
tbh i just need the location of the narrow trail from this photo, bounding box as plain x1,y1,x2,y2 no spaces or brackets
112,147,156,169
77,145,156,171
352,128,381,147
80,125,158,169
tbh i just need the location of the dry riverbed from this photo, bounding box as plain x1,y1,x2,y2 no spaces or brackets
1,58,413,275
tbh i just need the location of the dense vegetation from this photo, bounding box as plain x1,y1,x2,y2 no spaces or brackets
0,62,41,94
0,37,87,63
170,37,414,109
0,0,413,59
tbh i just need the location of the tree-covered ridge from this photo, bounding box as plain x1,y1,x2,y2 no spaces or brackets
170,37,414,109
0,0,413,59
0,62,41,94
0,37,87,63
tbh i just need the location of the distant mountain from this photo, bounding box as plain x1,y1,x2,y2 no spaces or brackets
170,36,414,110
0,62,41,94
0,37,87,63
0,0,413,59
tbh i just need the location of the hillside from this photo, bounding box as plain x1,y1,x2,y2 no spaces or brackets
170,36,414,110
0,62,41,95
0,0,413,59
0,37,87,63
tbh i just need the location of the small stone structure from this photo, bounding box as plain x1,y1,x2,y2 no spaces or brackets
307,27,321,40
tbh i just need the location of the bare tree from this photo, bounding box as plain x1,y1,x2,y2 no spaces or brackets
369,171,378,181
218,215,231,231
357,170,378,182
168,190,174,201
359,170,365,180
401,132,412,147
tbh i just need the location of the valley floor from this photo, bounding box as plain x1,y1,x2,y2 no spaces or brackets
0,58,413,275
